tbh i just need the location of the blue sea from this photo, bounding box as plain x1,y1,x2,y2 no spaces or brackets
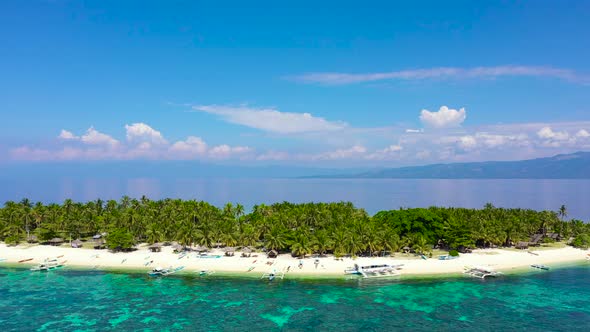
1,265,589,331
1,178,589,220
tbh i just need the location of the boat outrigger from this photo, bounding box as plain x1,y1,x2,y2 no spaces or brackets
30,258,65,272
531,264,550,270
261,269,284,281
463,266,502,279
148,266,185,277
344,264,403,278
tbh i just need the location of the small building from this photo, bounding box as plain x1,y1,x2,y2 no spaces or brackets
71,239,83,248
515,241,529,250
49,238,64,246
402,246,411,254
267,249,278,258
223,247,235,257
529,234,543,246
241,247,253,258
93,238,106,250
149,243,162,252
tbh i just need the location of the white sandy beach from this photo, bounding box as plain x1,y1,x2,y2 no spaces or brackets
1,243,588,278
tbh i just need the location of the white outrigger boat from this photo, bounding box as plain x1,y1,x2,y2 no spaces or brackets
30,258,65,272
463,266,502,279
148,266,185,277
261,269,284,281
344,263,403,278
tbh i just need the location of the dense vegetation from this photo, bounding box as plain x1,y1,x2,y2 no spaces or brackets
1,197,589,255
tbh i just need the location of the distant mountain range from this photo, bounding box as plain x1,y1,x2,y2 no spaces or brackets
311,152,590,179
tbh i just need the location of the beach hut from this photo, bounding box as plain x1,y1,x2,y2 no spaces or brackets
71,239,83,248
93,238,106,250
149,243,162,252
515,241,529,250
172,244,184,253
529,234,543,246
241,247,253,258
194,245,208,253
402,246,411,254
223,247,236,257
267,250,278,258
49,238,64,246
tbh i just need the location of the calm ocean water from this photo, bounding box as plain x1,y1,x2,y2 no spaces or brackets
1,178,589,220
1,266,589,331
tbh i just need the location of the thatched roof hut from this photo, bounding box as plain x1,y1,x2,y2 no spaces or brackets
515,241,529,249
93,238,106,249
529,234,543,245
172,244,184,252
149,243,162,252
194,245,208,252
267,249,278,258
49,238,64,246
402,246,411,253
71,239,83,248
223,247,235,256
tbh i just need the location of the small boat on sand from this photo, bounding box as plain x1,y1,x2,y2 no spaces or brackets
30,258,65,272
148,266,184,277
344,264,403,278
261,269,284,281
464,266,502,279
531,264,549,270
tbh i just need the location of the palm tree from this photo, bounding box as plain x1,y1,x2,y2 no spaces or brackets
558,205,568,221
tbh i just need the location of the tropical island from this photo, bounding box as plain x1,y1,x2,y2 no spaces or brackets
1,197,589,278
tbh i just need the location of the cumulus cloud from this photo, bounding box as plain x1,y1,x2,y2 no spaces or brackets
58,130,78,140
192,104,347,134
292,66,588,85
537,126,570,141
316,145,366,160
208,145,252,159
169,136,208,156
420,106,466,128
125,123,167,145
12,124,251,161
576,129,590,138
80,127,119,146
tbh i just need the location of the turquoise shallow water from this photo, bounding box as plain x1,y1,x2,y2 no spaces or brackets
1,266,590,331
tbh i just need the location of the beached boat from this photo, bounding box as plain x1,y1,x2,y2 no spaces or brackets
344,263,403,278
438,255,458,260
30,259,64,272
199,269,215,276
531,264,549,270
148,266,185,277
261,269,284,281
463,266,502,279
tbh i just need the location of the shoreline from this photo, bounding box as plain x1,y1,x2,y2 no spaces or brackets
1,243,588,280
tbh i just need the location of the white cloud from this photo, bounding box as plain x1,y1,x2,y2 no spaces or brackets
420,106,466,128
537,126,570,141
405,129,424,133
125,123,167,145
192,104,347,134
80,127,119,146
576,129,590,138
292,66,587,85
58,130,78,140
365,144,403,160
310,145,367,160
170,136,208,156
208,144,252,159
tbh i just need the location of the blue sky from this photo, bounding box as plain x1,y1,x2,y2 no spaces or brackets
1,0,589,166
